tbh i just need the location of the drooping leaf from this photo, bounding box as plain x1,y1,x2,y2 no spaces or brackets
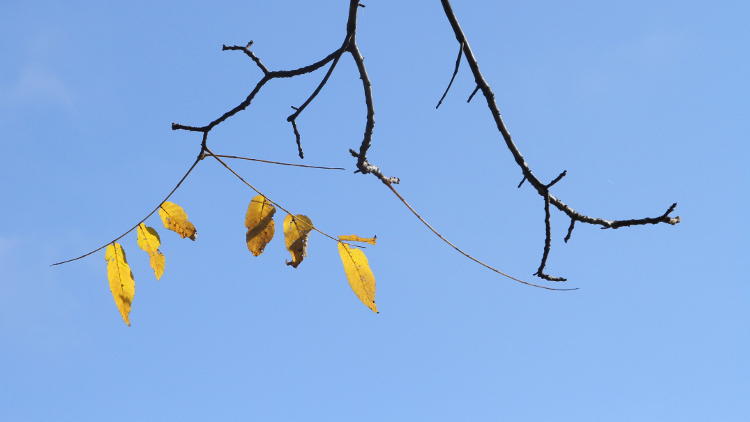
337,242,378,313
283,214,313,268
136,223,161,253
338,234,377,245
136,223,166,280
158,201,197,240
245,195,276,256
105,243,136,325
149,251,165,280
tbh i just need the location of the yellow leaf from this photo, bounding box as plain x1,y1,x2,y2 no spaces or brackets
244,195,276,256
149,251,165,280
136,223,165,280
136,223,161,252
338,242,378,313
105,243,136,325
338,234,377,245
283,214,313,268
158,201,197,240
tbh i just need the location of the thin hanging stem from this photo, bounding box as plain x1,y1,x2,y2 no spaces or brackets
381,180,577,291
51,152,203,266
204,147,342,243
212,154,345,170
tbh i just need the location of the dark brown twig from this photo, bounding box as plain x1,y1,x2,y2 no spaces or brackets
546,170,567,189
564,218,576,243
345,6,570,288
436,42,463,109
222,41,269,75
439,0,679,280
467,85,480,103
286,34,354,158
348,42,377,173
534,192,567,281
172,1,363,157
290,119,304,159
172,42,355,135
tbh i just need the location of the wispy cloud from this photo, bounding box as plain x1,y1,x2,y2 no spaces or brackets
5,65,74,110
0,235,17,263
2,29,76,111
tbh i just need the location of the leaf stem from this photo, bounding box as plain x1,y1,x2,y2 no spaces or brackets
205,147,343,244
51,154,202,266
381,180,577,291
211,154,345,170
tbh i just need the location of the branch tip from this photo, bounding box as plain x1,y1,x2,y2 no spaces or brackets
564,218,576,243
467,85,480,103
546,170,567,188
436,42,463,109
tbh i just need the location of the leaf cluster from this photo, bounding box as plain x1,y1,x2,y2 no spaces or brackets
104,198,378,326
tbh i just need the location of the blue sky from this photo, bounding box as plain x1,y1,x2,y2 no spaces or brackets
1,1,748,420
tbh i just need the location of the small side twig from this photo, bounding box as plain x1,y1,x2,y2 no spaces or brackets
534,193,567,282
222,41,270,75
564,218,576,243
436,42,463,109
546,170,567,188
467,85,480,103
286,34,353,159
289,119,304,159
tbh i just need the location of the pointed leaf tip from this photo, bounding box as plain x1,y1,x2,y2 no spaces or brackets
158,201,197,240
105,243,136,325
149,251,165,280
338,241,377,313
136,223,166,280
283,214,313,268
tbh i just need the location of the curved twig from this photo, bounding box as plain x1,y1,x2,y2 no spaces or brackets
382,180,576,291
51,144,205,266
286,33,354,158
436,41,463,109
438,0,680,280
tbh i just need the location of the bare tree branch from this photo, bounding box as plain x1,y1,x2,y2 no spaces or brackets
286,34,354,158
222,41,269,74
535,193,566,282
438,0,680,280
55,0,678,290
